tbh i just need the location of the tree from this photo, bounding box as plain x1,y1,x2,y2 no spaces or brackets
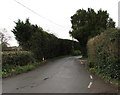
107,18,115,28
70,8,115,57
12,19,34,50
0,29,11,51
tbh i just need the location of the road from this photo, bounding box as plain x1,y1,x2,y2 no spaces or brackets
2,56,118,93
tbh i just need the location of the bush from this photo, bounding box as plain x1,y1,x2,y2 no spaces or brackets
2,64,37,78
72,50,81,56
2,51,35,67
87,28,120,80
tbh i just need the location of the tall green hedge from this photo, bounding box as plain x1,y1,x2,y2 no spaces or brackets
87,28,120,80
12,19,81,61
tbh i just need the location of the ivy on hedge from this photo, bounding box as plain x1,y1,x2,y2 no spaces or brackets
87,28,120,80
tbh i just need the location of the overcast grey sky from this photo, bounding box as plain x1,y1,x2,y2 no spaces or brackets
0,0,119,46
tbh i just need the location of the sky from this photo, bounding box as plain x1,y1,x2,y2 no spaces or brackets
0,0,119,46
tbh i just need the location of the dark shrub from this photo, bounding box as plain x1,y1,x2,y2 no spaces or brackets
2,51,35,67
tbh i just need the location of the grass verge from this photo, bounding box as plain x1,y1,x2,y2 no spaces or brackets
2,55,71,78
2,62,45,78
79,58,120,87
88,67,120,86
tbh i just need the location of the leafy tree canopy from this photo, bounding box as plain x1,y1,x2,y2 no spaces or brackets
70,8,115,56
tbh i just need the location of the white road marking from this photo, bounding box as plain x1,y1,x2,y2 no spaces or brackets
88,82,92,88
90,75,93,79
81,61,83,64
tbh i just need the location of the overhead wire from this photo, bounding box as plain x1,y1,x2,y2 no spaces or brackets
14,0,69,29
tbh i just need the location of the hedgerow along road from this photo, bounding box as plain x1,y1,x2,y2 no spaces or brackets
3,56,118,93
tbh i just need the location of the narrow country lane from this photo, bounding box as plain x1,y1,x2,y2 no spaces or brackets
2,56,118,93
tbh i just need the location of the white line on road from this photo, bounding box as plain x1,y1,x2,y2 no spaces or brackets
88,82,92,88
90,75,93,79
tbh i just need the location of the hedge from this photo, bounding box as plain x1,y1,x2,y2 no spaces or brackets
12,19,81,61
87,28,120,80
2,51,35,67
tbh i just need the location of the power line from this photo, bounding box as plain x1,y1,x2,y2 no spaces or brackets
13,0,67,29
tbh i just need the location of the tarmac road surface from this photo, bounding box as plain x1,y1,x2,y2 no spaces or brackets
2,56,118,93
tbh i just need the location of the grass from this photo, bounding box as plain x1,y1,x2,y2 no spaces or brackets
94,71,120,87
2,62,44,78
77,58,120,87
86,62,119,87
